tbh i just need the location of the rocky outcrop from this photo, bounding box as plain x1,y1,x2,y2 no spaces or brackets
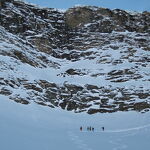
65,7,94,28
0,1,149,53
1,76,150,113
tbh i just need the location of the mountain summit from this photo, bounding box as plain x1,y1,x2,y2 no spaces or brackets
0,0,150,114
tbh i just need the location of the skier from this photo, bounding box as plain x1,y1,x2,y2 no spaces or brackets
89,126,92,131
80,126,83,131
87,126,90,131
92,127,94,132
102,126,104,131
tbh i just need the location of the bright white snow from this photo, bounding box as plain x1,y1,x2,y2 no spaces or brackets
0,95,150,150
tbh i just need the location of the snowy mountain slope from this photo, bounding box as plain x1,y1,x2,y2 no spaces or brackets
1,1,150,150
0,0,150,114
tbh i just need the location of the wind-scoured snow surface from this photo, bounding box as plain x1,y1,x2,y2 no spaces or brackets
0,95,150,150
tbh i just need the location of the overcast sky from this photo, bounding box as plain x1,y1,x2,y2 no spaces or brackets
26,0,150,11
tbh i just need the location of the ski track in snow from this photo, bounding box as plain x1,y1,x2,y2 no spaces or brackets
67,131,93,150
103,123,150,133
67,123,150,150
80,123,150,134
109,139,127,150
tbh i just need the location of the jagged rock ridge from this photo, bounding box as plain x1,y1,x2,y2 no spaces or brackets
0,0,150,114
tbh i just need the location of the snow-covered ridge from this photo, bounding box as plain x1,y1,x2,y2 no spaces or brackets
0,0,150,114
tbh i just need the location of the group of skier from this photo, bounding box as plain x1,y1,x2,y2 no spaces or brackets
80,126,104,132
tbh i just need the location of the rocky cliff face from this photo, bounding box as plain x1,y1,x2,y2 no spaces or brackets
0,0,150,114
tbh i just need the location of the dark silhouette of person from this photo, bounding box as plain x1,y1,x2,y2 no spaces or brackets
89,126,92,131
80,126,83,131
92,127,94,131
102,127,104,131
87,126,90,131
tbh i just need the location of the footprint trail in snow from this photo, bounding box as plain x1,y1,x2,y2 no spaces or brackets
68,131,93,150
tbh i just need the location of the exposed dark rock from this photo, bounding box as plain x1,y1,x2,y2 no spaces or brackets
64,84,84,93
23,83,43,93
86,84,99,90
0,87,12,96
39,80,57,89
67,101,78,111
65,7,93,28
10,96,29,105
0,1,150,114
133,102,150,112
66,69,79,75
